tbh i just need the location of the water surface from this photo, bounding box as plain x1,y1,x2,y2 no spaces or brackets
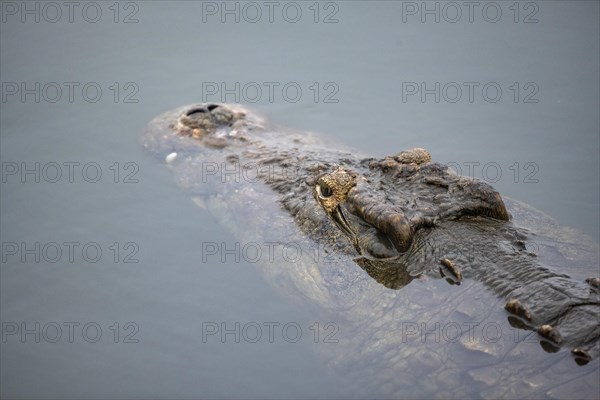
1,1,598,398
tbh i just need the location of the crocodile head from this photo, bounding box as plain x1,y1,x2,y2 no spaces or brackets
170,103,509,260
314,149,510,258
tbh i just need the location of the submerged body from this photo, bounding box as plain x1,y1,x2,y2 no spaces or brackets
144,103,600,398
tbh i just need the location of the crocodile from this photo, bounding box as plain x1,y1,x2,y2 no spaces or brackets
143,103,600,398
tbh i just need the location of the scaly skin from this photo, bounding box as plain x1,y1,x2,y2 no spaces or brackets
144,103,600,366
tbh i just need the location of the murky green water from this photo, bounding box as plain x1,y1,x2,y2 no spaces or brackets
1,1,598,398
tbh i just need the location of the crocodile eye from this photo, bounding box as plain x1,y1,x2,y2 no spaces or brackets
207,104,219,112
317,182,333,198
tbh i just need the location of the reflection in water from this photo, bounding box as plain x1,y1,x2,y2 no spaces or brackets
355,253,595,366
354,256,415,290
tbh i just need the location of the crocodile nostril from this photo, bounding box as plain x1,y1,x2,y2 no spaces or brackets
207,104,219,112
186,107,207,116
